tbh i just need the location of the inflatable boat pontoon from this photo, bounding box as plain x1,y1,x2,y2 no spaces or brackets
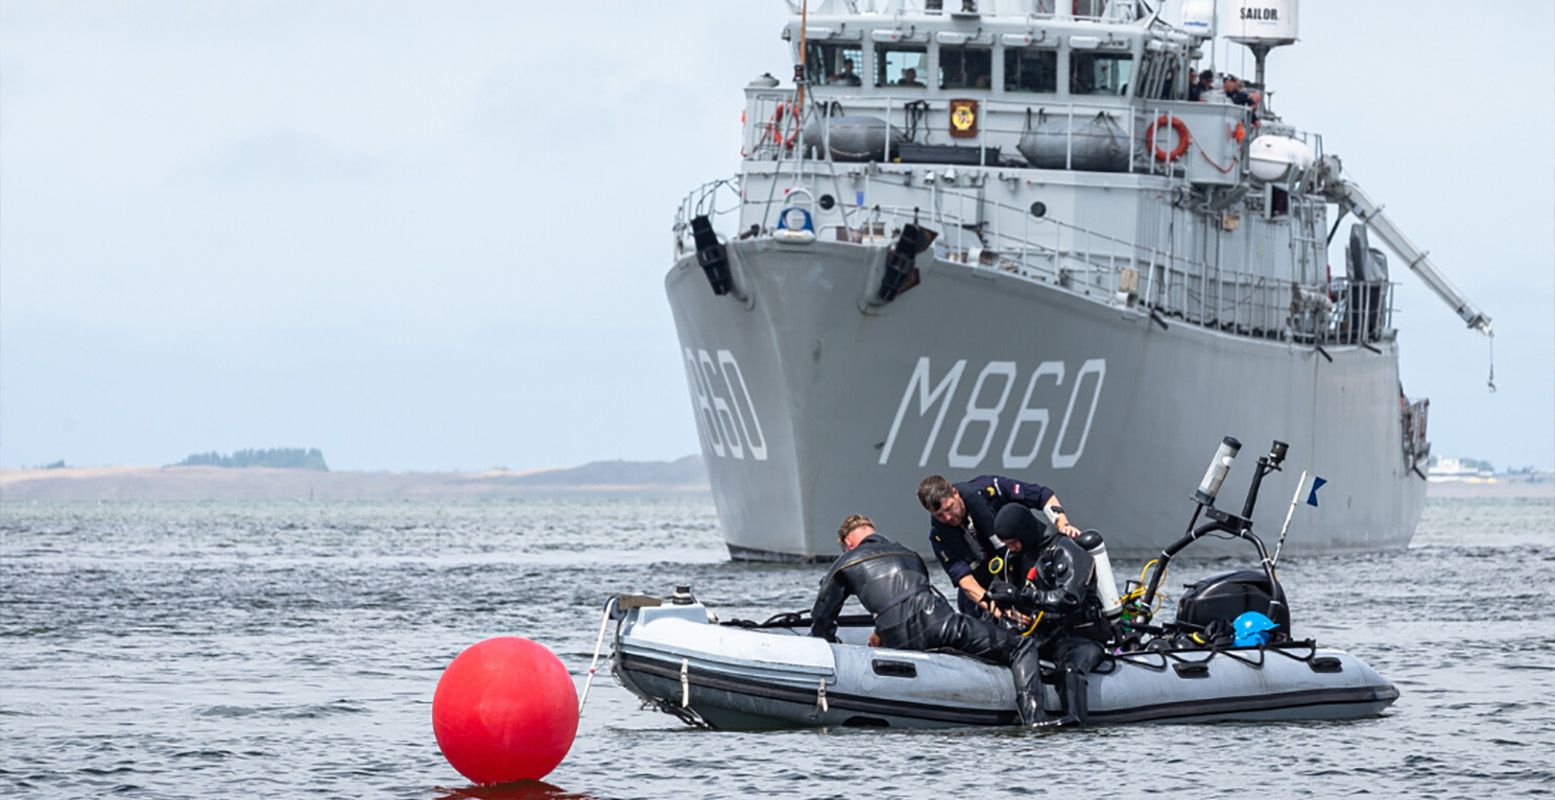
610,596,1397,730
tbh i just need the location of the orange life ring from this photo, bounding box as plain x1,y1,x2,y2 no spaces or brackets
767,102,800,149
1145,115,1191,162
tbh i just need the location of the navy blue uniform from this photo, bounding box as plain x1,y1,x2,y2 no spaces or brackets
928,475,1055,617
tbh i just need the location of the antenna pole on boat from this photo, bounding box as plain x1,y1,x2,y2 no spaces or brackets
1271,470,1308,567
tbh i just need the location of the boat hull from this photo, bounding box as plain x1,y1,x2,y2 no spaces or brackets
666,238,1426,560
613,602,1400,730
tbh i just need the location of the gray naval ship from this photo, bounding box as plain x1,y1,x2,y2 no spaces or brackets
666,0,1491,561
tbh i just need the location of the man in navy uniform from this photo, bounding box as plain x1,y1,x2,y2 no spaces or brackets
916,474,1083,618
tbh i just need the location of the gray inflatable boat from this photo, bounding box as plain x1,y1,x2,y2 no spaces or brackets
610,594,1397,730
611,438,1399,730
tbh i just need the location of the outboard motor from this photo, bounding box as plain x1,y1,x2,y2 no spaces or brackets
1175,569,1290,634
1139,438,1294,640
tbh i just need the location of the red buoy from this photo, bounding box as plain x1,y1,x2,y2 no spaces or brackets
432,637,579,785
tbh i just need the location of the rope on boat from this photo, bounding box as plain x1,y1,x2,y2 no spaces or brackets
719,611,875,630
577,596,617,716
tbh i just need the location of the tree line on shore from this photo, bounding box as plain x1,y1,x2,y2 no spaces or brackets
174,448,328,471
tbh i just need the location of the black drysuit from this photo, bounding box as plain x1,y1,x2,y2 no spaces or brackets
809,532,1046,725
993,504,1110,726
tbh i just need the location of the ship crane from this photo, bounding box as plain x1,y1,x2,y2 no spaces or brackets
1329,180,1494,336
1215,0,1492,338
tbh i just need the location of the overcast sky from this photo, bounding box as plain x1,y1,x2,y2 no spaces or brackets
2,1,1551,471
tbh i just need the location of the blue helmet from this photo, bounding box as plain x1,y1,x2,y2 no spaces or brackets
1232,611,1279,647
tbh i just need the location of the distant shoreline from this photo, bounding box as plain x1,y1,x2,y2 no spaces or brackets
1420,480,1554,500
2,462,1549,503
0,459,711,502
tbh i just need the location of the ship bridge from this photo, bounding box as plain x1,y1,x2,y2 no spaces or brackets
680,0,1490,354
771,0,1231,181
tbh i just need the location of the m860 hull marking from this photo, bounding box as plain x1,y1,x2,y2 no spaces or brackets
683,347,768,461
880,357,1106,470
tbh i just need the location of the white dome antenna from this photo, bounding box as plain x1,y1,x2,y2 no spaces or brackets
1224,0,1299,89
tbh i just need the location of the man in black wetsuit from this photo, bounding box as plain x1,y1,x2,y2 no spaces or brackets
988,504,1112,727
917,474,1084,619
809,514,1048,726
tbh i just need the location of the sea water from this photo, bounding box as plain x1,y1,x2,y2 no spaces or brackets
2,495,1551,798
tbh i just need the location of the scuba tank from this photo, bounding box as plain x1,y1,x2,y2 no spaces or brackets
1075,530,1123,619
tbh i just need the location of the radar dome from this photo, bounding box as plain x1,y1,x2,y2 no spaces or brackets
1225,0,1299,46
1181,0,1216,38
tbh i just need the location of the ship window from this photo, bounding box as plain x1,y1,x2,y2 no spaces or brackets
876,45,927,87
1071,52,1133,95
805,43,864,87
1004,49,1058,93
1071,0,1105,19
940,46,992,89
1139,51,1182,100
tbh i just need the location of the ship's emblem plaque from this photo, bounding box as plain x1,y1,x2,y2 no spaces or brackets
948,98,978,138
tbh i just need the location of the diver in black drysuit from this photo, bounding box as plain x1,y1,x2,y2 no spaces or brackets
989,503,1112,726
809,529,1047,726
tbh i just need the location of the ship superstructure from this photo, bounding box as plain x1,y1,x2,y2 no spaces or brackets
667,0,1490,560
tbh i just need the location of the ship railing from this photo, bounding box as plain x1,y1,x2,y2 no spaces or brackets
742,88,1246,183
834,196,1315,339
731,183,1393,344
671,178,745,257
1317,277,1397,347
864,0,1139,21
681,162,1397,346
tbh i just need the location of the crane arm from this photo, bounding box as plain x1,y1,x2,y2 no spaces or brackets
1331,180,1492,336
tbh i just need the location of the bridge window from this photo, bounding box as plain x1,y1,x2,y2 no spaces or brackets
806,43,864,87
1004,49,1058,93
940,46,992,90
1070,0,1106,18
876,45,927,87
1071,52,1133,96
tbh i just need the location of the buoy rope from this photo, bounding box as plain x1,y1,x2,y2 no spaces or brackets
577,596,617,716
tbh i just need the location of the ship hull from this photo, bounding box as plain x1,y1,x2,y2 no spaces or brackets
667,239,1426,561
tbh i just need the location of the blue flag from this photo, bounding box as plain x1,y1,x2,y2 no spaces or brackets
1306,476,1327,507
